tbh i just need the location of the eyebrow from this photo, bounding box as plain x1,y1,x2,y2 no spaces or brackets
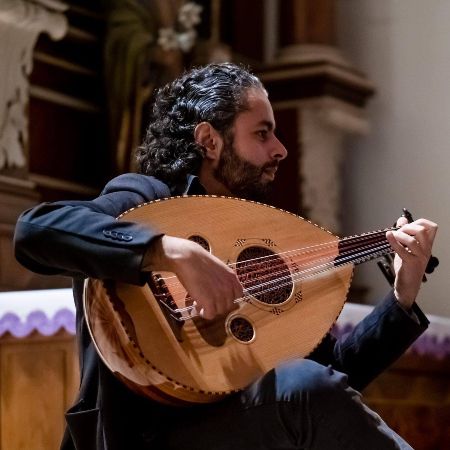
258,120,275,131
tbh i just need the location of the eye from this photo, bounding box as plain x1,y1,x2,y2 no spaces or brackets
256,129,268,140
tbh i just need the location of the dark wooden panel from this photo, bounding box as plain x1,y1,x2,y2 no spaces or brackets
66,3,106,34
28,98,109,189
28,0,109,201
65,0,104,13
220,0,264,62
34,32,103,74
30,60,102,103
280,0,335,46
267,108,301,214
364,354,450,450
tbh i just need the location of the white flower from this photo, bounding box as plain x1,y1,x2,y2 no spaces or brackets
157,2,202,53
177,29,197,52
157,27,179,51
178,2,203,29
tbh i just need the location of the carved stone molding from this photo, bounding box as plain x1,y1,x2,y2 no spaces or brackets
277,43,349,67
0,0,68,171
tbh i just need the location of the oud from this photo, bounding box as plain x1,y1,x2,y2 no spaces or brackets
84,196,396,405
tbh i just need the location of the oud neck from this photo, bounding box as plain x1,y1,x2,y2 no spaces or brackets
335,229,395,267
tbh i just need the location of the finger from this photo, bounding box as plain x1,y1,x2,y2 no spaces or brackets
396,216,408,227
405,236,422,255
200,307,214,321
198,300,217,320
396,222,435,254
192,301,207,319
411,218,438,240
212,280,241,317
399,219,437,237
386,230,417,258
391,229,421,250
215,294,232,316
227,280,242,312
232,277,244,301
223,272,243,311
413,218,438,229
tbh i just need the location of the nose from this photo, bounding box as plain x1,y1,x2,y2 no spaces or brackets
272,136,288,161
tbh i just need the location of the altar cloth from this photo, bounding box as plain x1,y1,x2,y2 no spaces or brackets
0,289,448,358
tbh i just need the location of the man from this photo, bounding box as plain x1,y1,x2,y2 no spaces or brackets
14,63,437,449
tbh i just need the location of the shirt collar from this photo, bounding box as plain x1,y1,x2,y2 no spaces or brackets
174,174,207,196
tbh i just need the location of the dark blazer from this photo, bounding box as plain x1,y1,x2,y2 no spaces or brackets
13,173,429,450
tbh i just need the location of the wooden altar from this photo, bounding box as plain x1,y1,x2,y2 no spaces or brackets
0,290,448,449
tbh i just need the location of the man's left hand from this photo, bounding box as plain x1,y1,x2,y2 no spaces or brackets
386,217,438,309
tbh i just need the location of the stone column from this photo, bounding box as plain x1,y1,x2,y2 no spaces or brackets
0,0,68,290
299,99,369,232
259,0,374,233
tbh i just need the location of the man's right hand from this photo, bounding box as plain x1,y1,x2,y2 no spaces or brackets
143,235,242,320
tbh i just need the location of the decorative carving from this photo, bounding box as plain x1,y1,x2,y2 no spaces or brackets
271,306,283,315
0,0,68,170
261,238,276,247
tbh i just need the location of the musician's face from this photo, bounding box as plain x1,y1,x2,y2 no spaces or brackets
214,88,287,200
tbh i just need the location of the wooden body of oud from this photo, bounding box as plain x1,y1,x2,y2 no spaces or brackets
84,196,354,405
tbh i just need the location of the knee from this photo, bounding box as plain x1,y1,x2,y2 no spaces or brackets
273,359,349,402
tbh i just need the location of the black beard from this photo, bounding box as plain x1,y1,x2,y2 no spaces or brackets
214,141,276,202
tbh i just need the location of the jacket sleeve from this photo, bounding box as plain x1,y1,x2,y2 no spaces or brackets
309,290,429,391
14,174,169,285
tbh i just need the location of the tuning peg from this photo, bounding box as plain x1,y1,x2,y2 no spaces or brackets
425,255,439,274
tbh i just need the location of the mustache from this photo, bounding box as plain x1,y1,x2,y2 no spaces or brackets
261,161,279,171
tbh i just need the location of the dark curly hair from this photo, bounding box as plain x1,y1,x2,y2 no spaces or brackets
136,63,264,188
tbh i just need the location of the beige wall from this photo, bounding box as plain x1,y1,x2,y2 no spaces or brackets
337,0,450,317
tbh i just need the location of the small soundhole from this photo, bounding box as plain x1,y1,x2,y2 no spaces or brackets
228,316,255,343
188,235,210,251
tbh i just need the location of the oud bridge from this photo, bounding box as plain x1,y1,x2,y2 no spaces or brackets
150,272,251,322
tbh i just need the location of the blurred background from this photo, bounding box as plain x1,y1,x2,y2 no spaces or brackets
0,0,448,449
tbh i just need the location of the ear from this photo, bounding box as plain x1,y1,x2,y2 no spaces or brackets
194,122,223,161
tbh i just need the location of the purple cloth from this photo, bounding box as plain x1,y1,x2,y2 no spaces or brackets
0,308,76,338
333,322,450,360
